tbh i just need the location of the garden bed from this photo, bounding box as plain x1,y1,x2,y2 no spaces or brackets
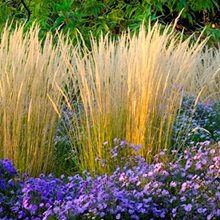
1,141,220,219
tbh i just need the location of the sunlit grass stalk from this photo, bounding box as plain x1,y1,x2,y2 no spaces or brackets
192,47,220,100
60,22,212,174
1,21,219,176
0,25,68,176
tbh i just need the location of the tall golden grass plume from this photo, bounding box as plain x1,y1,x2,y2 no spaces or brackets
0,24,68,176
62,22,216,173
0,20,219,175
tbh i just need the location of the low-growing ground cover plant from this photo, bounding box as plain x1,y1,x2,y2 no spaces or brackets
0,159,23,219
172,96,220,150
0,140,220,219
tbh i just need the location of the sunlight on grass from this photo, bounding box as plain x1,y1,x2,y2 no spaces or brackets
60,22,217,173
0,25,68,176
0,21,219,175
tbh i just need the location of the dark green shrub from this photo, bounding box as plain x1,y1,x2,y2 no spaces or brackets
1,0,220,47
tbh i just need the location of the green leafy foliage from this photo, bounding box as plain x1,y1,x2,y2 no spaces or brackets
1,0,220,47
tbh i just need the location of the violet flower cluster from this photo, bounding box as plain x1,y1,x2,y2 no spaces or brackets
1,140,220,220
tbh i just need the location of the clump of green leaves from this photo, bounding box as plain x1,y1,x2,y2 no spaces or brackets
1,0,220,47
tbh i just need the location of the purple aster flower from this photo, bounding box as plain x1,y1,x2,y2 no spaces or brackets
184,204,192,212
116,213,121,219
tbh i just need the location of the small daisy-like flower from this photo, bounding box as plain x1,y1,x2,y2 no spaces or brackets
170,181,177,188
184,204,192,212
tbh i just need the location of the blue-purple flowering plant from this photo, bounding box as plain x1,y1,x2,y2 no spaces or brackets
95,138,142,173
0,140,220,219
0,159,24,219
172,96,220,150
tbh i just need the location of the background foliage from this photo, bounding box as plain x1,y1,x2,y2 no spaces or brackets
0,0,220,46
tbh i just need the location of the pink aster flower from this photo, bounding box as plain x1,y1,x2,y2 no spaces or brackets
170,181,177,188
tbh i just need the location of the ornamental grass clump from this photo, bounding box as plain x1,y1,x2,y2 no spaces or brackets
61,22,208,173
0,25,68,176
192,47,220,100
